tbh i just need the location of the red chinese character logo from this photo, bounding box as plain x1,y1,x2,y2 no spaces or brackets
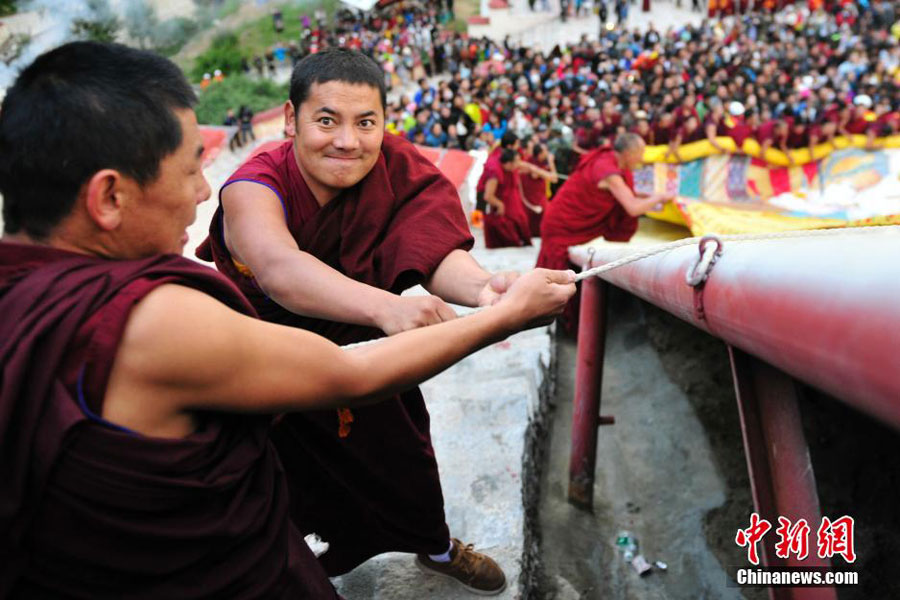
817,516,856,563
736,512,772,565
774,517,810,560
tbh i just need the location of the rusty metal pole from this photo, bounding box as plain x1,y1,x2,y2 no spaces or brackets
729,347,837,600
568,277,608,510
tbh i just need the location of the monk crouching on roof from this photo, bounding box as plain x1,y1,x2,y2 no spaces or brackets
0,42,576,598
196,47,533,595
536,133,672,331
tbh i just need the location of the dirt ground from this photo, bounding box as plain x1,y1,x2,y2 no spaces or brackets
537,288,899,599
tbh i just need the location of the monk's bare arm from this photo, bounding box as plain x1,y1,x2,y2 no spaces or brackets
482,177,504,214
103,271,576,430
668,136,683,162
426,175,525,306
706,124,726,152
602,175,670,217
221,181,455,334
519,162,558,183
425,249,519,308
779,139,795,165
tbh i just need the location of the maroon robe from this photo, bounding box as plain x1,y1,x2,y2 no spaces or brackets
786,123,810,149
652,122,674,145
757,120,787,147
673,105,699,128
599,112,622,138
677,123,706,144
521,156,550,237
846,114,870,135
0,242,337,599
536,147,637,332
476,147,502,197
537,146,637,271
727,116,755,147
574,124,603,150
703,114,730,138
483,166,532,249
197,133,474,575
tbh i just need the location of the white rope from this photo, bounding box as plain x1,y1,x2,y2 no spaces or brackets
574,224,900,281
342,224,900,349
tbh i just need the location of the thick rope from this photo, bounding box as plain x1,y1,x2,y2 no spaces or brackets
342,224,899,349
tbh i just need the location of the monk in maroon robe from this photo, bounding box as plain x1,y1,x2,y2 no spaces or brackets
482,149,532,249
0,41,576,598
475,131,520,213
0,245,339,599
520,142,558,238
536,134,671,331
197,48,530,595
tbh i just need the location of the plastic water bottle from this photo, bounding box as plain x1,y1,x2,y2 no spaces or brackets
615,531,638,561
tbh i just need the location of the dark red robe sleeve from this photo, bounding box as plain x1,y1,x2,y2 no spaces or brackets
373,134,474,292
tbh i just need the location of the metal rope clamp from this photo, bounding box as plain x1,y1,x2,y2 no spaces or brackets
584,246,596,271
686,235,724,287
686,235,723,322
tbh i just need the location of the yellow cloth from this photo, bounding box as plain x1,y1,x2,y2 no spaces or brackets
680,203,900,236
642,134,900,167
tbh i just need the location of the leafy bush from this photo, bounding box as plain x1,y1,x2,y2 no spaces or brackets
187,0,338,83
193,74,288,125
0,0,17,17
153,17,200,57
71,0,121,43
190,32,243,82
123,0,157,48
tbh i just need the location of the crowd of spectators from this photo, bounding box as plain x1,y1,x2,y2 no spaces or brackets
375,0,900,171
240,2,453,91
222,0,900,172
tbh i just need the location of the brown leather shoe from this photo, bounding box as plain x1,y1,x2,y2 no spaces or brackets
415,538,507,596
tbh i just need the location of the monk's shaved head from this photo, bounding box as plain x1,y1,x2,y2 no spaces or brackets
612,132,644,154
613,133,646,171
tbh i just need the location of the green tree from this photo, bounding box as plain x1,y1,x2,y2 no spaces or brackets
0,0,18,17
71,0,121,43
123,0,158,49
193,75,288,125
190,32,243,82
151,17,200,57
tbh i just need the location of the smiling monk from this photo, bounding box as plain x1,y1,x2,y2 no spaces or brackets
0,42,576,597
197,48,519,595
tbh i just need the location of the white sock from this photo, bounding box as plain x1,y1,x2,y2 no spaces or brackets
428,540,454,563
